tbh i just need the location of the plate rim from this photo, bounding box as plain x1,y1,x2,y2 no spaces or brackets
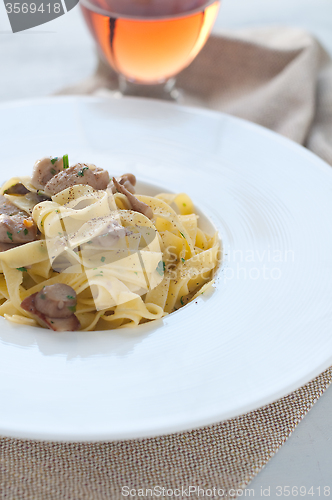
0,95,331,442
1,93,331,177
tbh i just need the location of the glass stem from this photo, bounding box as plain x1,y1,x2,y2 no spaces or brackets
118,76,180,101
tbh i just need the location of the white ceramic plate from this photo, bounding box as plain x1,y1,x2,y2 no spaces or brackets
0,96,332,442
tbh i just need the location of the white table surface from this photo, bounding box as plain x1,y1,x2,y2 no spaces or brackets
0,1,332,497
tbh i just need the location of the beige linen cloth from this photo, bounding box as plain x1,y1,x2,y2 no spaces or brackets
1,28,332,499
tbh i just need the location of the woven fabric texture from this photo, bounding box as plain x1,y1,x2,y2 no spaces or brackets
1,368,332,499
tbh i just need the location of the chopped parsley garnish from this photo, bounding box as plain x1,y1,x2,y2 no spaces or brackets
180,232,186,238
68,305,76,313
180,296,184,306
6,231,13,242
62,154,69,169
50,157,58,165
181,258,185,263
67,295,75,300
50,168,56,175
77,166,89,177
16,267,27,272
156,260,165,276
101,256,106,263
24,228,28,236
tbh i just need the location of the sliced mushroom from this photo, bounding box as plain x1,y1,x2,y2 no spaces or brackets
0,196,32,246
21,293,80,332
108,173,136,194
88,165,110,189
44,164,109,196
0,242,22,252
0,214,37,244
4,183,29,195
112,177,153,220
0,195,27,217
25,191,51,205
43,315,81,332
34,284,77,319
91,219,131,248
31,156,64,190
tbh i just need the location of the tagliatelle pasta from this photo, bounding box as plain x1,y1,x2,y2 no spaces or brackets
0,158,220,331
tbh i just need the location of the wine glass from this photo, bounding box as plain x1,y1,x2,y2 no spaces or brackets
80,0,220,100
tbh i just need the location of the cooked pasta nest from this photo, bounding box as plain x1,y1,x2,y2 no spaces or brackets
0,179,220,331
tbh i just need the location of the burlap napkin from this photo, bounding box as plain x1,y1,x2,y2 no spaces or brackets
1,28,332,499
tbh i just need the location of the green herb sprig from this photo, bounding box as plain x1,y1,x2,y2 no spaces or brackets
63,154,69,169
156,261,166,276
77,166,89,177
